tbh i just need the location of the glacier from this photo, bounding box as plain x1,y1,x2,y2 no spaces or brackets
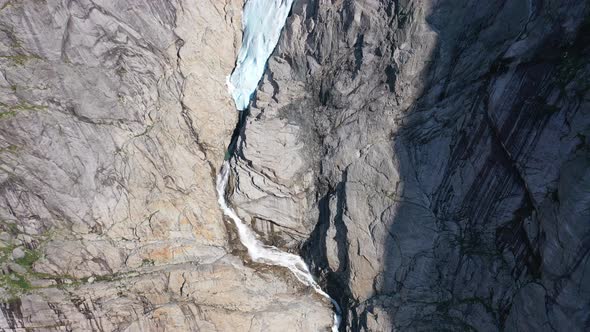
227,0,296,110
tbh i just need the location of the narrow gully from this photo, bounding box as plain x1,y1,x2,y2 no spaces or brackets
214,0,342,330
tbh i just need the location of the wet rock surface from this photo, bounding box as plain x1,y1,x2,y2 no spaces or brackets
231,0,590,330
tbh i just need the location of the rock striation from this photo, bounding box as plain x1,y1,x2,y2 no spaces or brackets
0,0,332,330
230,0,590,330
0,0,589,331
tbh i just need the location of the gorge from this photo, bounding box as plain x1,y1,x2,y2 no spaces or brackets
221,1,340,329
0,0,589,331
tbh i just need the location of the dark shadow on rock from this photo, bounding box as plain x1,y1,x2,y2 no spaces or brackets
303,169,352,330
378,1,590,331
267,0,590,330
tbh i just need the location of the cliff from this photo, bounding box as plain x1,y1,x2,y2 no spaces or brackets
1,0,589,331
0,0,331,330
231,0,590,330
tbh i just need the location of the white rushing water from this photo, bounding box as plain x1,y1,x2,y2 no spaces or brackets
216,163,341,331
218,1,342,329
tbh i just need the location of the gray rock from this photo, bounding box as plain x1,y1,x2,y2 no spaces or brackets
7,263,27,275
229,0,590,330
30,279,57,288
11,247,25,260
0,0,333,330
0,232,12,243
0,0,588,331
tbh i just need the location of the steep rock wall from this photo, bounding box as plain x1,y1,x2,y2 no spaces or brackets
230,0,590,330
0,0,332,330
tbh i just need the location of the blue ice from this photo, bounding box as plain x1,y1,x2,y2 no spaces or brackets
228,0,296,111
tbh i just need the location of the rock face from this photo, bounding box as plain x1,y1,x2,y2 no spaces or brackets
1,0,589,331
230,0,590,331
0,0,332,330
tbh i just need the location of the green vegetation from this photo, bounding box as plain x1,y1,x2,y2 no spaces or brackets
0,0,46,13
0,101,47,120
15,249,40,269
0,274,31,292
0,1,12,11
0,245,42,273
0,222,19,235
0,239,44,300
0,247,35,300
0,54,41,66
1,101,47,112
0,226,83,301
0,245,14,262
0,145,18,153
141,258,155,267
92,273,120,282
115,66,127,76
0,110,17,120
133,123,155,138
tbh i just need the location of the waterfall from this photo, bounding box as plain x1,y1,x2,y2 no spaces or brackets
216,163,341,331
216,1,342,330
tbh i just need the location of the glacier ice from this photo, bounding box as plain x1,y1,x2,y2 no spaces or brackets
228,0,296,110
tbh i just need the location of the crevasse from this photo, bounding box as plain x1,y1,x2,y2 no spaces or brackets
218,0,342,331
227,0,295,110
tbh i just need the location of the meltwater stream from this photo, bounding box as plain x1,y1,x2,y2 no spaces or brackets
216,164,341,331
216,0,342,330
